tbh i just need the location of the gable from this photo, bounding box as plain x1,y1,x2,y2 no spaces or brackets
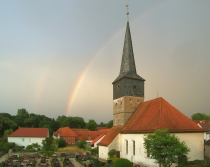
54,127,77,137
98,126,123,146
121,97,205,133
72,128,110,141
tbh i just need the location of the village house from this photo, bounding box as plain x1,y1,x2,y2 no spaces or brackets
193,120,210,141
98,12,205,167
53,127,77,144
53,127,110,145
8,127,49,148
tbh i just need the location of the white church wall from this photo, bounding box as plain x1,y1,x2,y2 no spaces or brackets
98,134,120,160
175,132,204,161
119,132,204,167
98,146,109,160
120,134,158,167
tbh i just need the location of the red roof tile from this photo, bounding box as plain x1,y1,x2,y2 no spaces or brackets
72,128,110,141
98,126,123,146
121,97,206,133
53,127,77,137
9,127,48,137
89,134,105,146
198,123,210,131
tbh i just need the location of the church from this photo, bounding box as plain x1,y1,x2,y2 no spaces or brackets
98,12,205,167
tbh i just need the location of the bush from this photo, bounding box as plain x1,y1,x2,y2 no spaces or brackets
108,149,116,158
90,147,98,155
76,140,86,149
112,158,132,167
57,138,67,147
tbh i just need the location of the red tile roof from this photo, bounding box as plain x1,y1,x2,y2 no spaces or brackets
89,134,105,146
98,126,123,146
72,128,110,141
121,97,206,133
53,127,77,137
9,127,48,137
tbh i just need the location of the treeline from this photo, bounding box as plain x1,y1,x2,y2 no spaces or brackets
0,108,113,137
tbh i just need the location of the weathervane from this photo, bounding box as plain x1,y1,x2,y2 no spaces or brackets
126,4,129,21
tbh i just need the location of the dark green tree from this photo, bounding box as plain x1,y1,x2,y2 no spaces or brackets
99,122,105,127
86,119,97,131
57,138,67,148
14,108,29,127
112,158,132,167
191,113,210,120
42,137,54,151
144,129,190,167
106,120,113,128
76,140,86,149
0,116,17,137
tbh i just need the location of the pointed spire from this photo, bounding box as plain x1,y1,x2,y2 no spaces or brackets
113,19,145,83
120,21,136,74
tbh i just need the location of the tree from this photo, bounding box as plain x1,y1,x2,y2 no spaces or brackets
106,120,113,128
57,138,67,148
76,140,86,149
112,158,132,167
86,119,97,131
191,113,210,120
0,116,17,137
144,129,190,167
15,109,29,127
42,137,54,151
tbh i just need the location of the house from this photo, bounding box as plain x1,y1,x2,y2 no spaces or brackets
98,12,205,167
205,139,210,159
89,134,105,148
72,128,110,144
53,127,77,144
193,120,210,141
8,127,49,148
53,127,110,145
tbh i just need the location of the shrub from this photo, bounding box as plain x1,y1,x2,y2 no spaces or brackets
108,149,116,158
76,140,86,149
112,158,132,167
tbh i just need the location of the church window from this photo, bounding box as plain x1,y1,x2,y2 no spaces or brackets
125,140,128,154
133,85,137,90
117,84,120,90
22,138,24,142
133,140,135,155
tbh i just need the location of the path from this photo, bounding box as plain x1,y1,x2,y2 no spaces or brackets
69,158,84,167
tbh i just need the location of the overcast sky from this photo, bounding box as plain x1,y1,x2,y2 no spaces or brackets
1,0,210,123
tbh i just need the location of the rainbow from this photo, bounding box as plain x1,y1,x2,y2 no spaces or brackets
34,65,51,111
65,1,169,116
33,1,169,116
65,31,122,116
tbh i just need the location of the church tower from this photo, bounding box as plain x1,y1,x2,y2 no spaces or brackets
112,11,145,127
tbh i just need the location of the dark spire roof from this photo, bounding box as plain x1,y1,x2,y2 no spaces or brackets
113,21,145,83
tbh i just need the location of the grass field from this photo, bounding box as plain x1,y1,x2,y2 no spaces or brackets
57,146,85,153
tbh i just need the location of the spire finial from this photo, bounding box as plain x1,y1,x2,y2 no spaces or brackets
126,4,129,21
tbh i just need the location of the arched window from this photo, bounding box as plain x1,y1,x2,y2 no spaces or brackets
133,140,135,155
125,140,128,154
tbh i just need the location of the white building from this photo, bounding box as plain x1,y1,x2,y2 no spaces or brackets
8,127,49,148
98,15,205,167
